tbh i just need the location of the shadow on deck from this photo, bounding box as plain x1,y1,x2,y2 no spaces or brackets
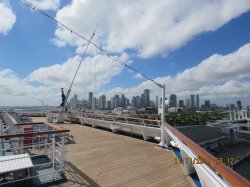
59,161,101,187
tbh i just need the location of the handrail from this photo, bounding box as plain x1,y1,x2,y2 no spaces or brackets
81,112,160,123
1,112,70,139
164,123,250,187
0,129,70,139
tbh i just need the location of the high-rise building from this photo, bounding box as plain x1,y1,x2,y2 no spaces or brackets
121,94,125,107
185,98,190,108
179,100,184,107
196,94,199,108
88,92,93,106
131,96,136,108
247,106,250,111
205,100,211,109
114,95,120,108
70,95,78,109
106,100,112,110
125,98,129,107
144,89,150,107
190,95,195,108
99,95,106,110
136,96,140,108
236,100,242,110
92,97,97,110
155,96,158,109
169,94,177,107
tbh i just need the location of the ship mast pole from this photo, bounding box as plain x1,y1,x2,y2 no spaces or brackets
56,26,97,123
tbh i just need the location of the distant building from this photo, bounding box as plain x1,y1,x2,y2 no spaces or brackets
113,95,120,108
88,92,93,107
155,96,158,109
125,98,129,107
92,97,97,110
247,106,250,111
99,95,106,110
196,94,199,108
205,100,211,109
170,94,177,107
136,96,140,108
121,94,126,107
144,89,150,107
236,100,242,110
131,96,136,108
179,100,184,107
190,95,195,108
227,104,236,110
106,100,112,110
185,98,190,108
70,95,78,109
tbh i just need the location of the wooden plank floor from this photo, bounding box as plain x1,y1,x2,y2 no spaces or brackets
32,118,192,187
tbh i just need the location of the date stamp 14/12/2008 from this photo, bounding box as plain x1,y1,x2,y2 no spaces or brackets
174,157,235,166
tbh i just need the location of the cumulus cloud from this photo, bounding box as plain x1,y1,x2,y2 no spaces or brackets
105,43,250,105
0,69,57,106
0,1,16,34
1,43,250,106
53,0,250,58
26,0,61,10
28,52,129,95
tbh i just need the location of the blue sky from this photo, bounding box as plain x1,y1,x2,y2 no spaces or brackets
1,0,250,106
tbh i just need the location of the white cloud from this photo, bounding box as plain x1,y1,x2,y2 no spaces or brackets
134,73,143,79
0,52,130,106
26,0,61,10
0,69,57,106
53,0,250,58
0,1,16,34
1,43,250,106
28,52,129,96
105,43,250,105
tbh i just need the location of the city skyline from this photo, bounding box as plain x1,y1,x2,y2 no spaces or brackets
67,90,249,110
1,1,250,106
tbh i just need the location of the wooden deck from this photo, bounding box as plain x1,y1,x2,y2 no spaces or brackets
32,118,192,187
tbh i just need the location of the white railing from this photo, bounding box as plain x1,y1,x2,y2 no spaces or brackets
76,113,249,187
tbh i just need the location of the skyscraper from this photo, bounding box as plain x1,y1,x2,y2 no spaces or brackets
236,100,242,110
92,97,97,110
136,96,140,108
155,96,158,109
114,95,120,108
121,94,125,107
196,94,199,108
179,100,184,107
106,100,111,110
169,94,177,107
99,94,106,110
88,92,93,107
185,98,190,108
190,95,195,108
205,100,211,109
143,89,150,107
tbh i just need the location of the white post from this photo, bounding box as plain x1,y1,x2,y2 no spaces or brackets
159,84,167,147
61,135,65,172
52,135,55,180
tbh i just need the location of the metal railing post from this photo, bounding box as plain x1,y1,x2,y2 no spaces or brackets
52,134,55,180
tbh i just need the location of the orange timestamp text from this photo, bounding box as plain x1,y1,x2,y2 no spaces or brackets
174,157,235,165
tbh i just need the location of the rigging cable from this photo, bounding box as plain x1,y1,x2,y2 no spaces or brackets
17,0,163,88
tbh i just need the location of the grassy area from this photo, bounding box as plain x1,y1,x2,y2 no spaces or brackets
166,112,226,126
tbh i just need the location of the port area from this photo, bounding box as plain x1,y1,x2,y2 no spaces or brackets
31,117,192,187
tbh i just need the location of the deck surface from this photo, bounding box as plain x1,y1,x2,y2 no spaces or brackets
32,117,192,187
